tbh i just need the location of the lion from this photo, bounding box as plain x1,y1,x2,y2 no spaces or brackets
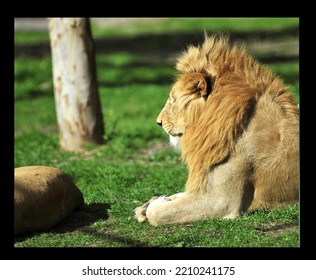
134,34,299,226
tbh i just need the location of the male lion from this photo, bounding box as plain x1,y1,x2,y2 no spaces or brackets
134,34,299,226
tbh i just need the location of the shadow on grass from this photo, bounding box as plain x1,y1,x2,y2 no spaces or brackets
14,27,298,102
76,226,152,247
52,202,152,246
14,203,152,247
15,27,299,58
14,203,110,243
50,203,110,233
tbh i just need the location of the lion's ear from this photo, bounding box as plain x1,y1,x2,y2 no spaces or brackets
184,72,211,98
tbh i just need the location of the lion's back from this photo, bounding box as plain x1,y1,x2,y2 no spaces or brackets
239,92,299,211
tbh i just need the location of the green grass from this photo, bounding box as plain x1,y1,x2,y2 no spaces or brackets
14,30,50,44
14,19,299,247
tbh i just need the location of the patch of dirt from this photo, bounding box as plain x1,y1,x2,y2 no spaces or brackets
137,142,173,156
208,231,224,238
255,221,298,237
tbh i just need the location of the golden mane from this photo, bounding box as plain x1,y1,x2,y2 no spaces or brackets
177,35,298,192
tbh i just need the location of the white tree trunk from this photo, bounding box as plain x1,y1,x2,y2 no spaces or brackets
48,18,104,151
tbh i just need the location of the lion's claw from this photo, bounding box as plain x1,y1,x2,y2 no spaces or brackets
134,196,158,223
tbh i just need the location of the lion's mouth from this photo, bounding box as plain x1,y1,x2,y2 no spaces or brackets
169,135,181,148
166,127,183,137
168,131,183,137
162,123,183,138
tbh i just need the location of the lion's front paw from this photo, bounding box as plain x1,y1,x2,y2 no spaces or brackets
134,196,158,223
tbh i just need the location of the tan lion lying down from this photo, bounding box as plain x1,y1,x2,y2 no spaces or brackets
134,34,299,226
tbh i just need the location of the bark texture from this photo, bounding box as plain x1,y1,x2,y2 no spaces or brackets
48,18,104,151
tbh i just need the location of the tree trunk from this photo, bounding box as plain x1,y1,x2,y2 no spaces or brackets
48,18,104,151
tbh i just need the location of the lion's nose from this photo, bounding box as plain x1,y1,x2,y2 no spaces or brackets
157,120,162,126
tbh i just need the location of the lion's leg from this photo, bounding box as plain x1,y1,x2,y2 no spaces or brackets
134,192,186,223
143,191,240,226
134,186,245,226
135,154,252,226
166,192,186,200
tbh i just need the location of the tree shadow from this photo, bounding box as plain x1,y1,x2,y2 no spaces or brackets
15,28,299,92
14,27,299,59
75,226,153,247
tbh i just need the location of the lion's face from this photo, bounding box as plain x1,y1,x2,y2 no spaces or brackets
157,72,210,148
